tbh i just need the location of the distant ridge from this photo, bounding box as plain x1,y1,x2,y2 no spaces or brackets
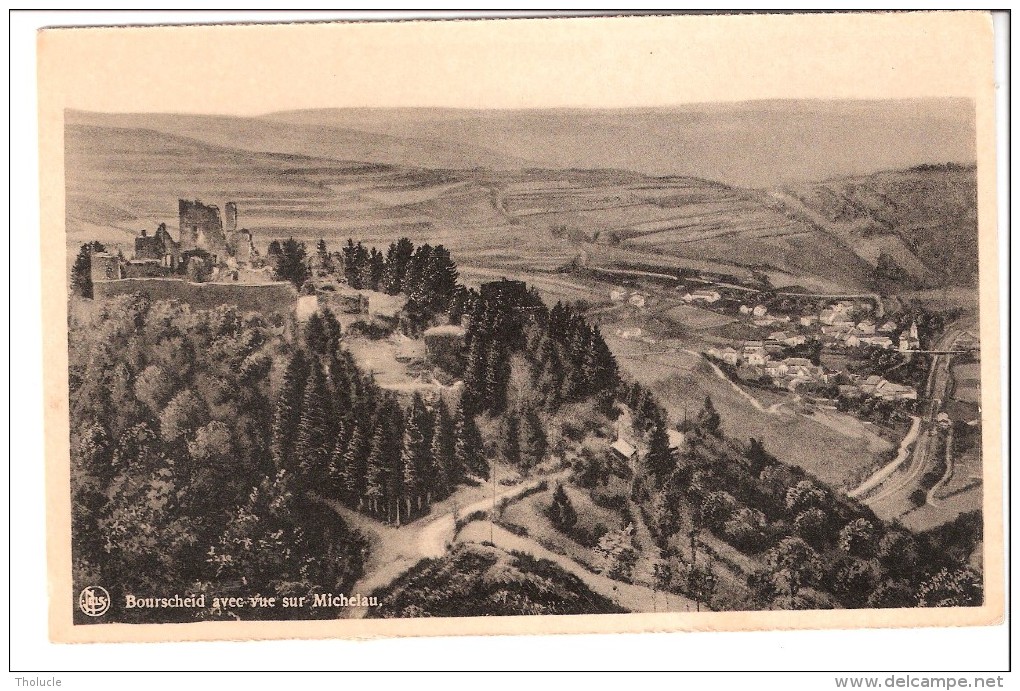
70,98,974,188
65,119,977,291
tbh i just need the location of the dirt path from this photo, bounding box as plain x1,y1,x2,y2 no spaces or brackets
457,522,696,613
847,415,922,499
317,475,557,619
859,328,965,520
702,357,767,413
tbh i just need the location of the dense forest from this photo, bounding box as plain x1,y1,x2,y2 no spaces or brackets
68,236,623,621
69,234,981,622
619,384,982,610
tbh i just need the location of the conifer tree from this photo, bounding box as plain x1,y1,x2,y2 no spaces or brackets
294,362,331,485
698,396,722,436
270,351,309,471
548,484,578,531
462,336,488,412
368,247,385,291
500,410,522,468
454,397,487,478
363,424,388,515
519,405,548,471
428,398,456,499
400,394,429,516
485,342,510,413
71,241,105,299
327,417,355,502
645,412,674,481
316,239,329,272
342,425,368,508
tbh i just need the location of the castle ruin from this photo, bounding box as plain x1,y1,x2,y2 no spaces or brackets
91,200,263,285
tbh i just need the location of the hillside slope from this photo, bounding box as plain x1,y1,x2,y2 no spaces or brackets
776,164,978,288
65,121,976,293
66,109,535,171
263,99,975,188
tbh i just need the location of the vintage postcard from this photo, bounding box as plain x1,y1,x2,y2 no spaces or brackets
38,12,1003,643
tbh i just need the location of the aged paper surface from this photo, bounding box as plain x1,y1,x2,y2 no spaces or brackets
38,12,1002,643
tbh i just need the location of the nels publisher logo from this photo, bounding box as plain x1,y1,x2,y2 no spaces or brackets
78,586,110,617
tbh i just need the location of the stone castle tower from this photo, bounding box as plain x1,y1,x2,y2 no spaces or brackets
179,200,227,255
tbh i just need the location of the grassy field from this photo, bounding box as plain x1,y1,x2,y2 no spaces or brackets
500,483,625,574
612,348,894,490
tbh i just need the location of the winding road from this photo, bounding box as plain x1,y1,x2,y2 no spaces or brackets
857,327,966,517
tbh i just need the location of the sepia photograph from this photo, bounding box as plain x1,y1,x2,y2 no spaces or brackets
33,11,1003,649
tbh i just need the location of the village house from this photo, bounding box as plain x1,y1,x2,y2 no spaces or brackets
819,302,853,325
877,320,899,333
844,329,862,348
764,339,785,355
610,438,638,462
667,429,686,452
859,375,916,401
707,346,740,365
956,331,979,351
719,346,740,365
838,384,864,399
739,304,752,315
860,335,894,349
765,361,789,377
784,334,808,346
752,304,768,318
857,320,877,335
782,358,827,384
690,289,721,304
800,315,819,327
742,343,767,366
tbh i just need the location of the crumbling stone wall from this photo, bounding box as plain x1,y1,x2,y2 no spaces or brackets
178,199,226,255
93,278,298,317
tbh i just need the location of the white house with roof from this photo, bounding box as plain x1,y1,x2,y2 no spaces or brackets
753,305,768,318
691,290,721,304
610,438,637,461
739,304,752,315
719,346,740,365
743,346,767,366
857,321,876,335
784,334,807,346
800,315,819,327
861,335,894,349
878,320,898,333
